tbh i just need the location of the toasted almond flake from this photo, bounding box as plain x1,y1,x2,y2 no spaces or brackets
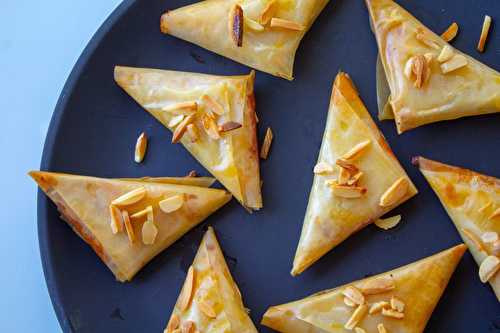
259,0,277,25
270,18,304,31
245,17,264,31
181,321,195,333
166,314,180,332
219,121,242,133
477,15,492,52
355,328,367,333
404,57,414,79
162,101,198,114
186,124,199,143
416,31,440,49
344,297,357,307
479,255,500,283
369,301,390,315
202,94,225,115
179,266,195,311
382,308,404,319
489,207,500,220
411,55,427,88
347,172,364,186
142,220,158,245
109,205,124,234
344,304,368,330
134,132,148,163
441,22,459,42
198,300,217,318
201,114,221,140
187,170,197,177
172,114,195,144
229,4,244,47
437,45,454,63
379,177,409,207
390,296,405,312
360,276,395,295
314,162,334,175
374,215,402,230
440,54,468,74
112,187,147,206
330,183,367,198
342,140,371,160
377,323,388,333
130,205,153,220
122,210,136,244
159,195,185,213
338,167,351,185
336,159,359,174
342,286,365,305
482,231,499,244
260,127,273,159
461,228,486,253
168,115,185,128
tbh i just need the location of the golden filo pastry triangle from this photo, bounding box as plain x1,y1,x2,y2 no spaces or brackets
114,66,262,211
29,171,231,282
164,227,259,333
265,244,466,333
415,156,500,301
291,72,417,276
366,0,500,134
160,0,330,80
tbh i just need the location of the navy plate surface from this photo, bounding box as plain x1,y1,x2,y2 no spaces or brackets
38,0,500,331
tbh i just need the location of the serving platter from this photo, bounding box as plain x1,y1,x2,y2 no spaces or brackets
38,0,500,331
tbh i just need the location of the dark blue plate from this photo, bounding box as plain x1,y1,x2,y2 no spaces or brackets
38,0,500,331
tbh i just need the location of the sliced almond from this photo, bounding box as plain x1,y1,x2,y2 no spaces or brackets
122,210,136,244
344,304,368,330
112,187,147,206
360,276,395,295
382,308,404,319
461,228,486,253
342,286,365,305
142,220,158,245
172,114,195,143
159,195,185,214
260,127,274,160
437,45,454,63
201,114,221,140
404,57,414,79
344,297,357,307
369,301,390,315
245,17,264,31
416,31,440,49
379,177,409,207
441,22,459,42
162,101,198,114
270,17,304,31
130,205,153,220
338,167,351,185
440,54,468,74
374,215,402,230
377,323,388,333
477,15,492,52
330,183,367,198
218,121,242,133
202,94,225,115
492,240,500,256
198,300,217,318
259,0,277,25
313,162,334,175
168,114,185,128
186,170,197,178
166,313,180,332
342,140,371,160
229,4,244,47
187,124,199,143
336,159,359,174
178,266,195,311
489,207,500,220
109,205,124,234
181,321,195,333
482,231,499,244
355,328,367,333
411,55,427,88
479,255,500,283
390,296,405,312
347,172,364,186
134,132,148,163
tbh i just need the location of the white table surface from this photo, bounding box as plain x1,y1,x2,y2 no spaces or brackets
1,0,121,331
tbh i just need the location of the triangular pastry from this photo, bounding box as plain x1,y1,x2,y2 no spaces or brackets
114,66,262,211
30,171,231,282
366,0,500,133
415,156,500,301
265,244,466,333
160,0,330,80
292,72,417,276
164,227,258,333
